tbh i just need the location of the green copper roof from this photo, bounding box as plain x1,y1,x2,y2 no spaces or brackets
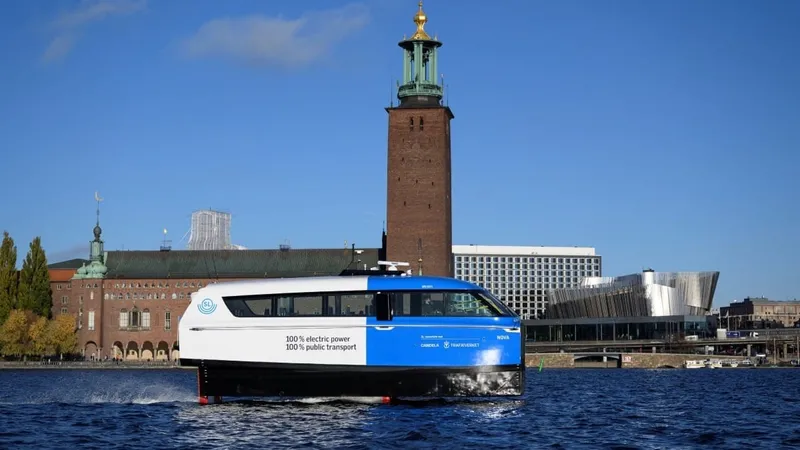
96,248,381,279
48,258,90,269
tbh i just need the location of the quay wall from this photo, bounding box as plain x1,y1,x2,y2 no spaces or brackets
525,353,743,369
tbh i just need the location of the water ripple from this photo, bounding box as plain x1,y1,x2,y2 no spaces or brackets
0,368,799,448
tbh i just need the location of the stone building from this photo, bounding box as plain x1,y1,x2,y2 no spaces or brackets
720,297,800,329
48,220,381,361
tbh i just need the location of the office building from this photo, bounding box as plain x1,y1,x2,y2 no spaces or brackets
452,245,601,319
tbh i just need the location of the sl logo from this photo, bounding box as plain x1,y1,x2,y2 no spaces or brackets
198,298,217,315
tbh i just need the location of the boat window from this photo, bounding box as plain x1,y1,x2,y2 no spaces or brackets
222,292,374,317
389,290,509,317
220,289,512,318
338,294,373,316
277,296,323,316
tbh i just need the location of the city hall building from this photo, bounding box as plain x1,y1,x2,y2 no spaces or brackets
48,222,382,361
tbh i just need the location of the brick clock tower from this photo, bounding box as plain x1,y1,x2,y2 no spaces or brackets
386,1,454,277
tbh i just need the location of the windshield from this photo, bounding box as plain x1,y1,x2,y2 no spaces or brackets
477,289,518,318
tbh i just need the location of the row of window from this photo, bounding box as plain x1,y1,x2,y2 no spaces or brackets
54,281,208,291
455,256,599,264
225,291,506,318
457,264,601,272
70,310,176,332
118,310,173,330
106,292,193,300
456,270,600,283
458,282,582,291
112,281,205,289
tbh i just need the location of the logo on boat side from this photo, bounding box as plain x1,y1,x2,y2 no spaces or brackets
198,298,217,315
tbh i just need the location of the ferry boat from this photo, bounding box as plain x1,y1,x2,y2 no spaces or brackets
179,263,526,404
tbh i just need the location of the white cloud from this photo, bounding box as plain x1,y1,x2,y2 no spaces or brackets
41,0,147,64
180,3,370,68
41,34,77,63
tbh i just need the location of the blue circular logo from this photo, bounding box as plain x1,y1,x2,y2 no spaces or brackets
198,298,217,315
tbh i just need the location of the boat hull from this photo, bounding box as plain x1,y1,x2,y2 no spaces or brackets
183,359,525,398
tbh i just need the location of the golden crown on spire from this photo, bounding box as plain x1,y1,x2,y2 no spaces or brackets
410,1,431,40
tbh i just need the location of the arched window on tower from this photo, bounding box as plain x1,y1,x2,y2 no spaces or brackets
419,117,424,130
409,117,414,130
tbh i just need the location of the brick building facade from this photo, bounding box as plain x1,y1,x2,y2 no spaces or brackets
49,242,381,361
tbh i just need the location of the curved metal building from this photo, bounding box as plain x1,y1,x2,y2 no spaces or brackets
546,269,720,319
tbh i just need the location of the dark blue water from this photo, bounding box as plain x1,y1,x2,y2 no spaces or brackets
1,368,799,449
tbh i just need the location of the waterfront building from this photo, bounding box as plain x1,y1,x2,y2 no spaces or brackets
720,297,800,329
452,245,601,319
384,2,454,278
526,269,720,342
49,218,382,360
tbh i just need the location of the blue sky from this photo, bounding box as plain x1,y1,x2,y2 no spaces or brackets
0,0,798,306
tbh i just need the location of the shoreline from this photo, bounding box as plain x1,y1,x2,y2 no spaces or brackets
0,362,193,370
0,361,796,371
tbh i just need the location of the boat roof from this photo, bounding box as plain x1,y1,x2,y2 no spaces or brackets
196,275,481,298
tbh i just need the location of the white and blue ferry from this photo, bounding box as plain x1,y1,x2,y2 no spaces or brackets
179,263,526,403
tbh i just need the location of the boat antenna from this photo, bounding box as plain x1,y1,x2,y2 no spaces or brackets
417,238,423,275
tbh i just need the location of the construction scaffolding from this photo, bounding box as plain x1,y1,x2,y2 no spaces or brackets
187,209,234,250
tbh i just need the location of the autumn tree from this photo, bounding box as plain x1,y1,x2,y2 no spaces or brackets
48,314,78,356
0,231,18,323
28,315,53,356
0,309,34,357
17,237,52,318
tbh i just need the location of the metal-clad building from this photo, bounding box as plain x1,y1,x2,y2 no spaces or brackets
526,269,720,343
547,269,719,319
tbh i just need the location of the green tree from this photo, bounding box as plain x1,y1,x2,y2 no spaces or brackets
17,237,52,318
0,231,18,323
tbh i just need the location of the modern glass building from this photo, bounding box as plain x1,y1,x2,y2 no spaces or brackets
525,269,720,342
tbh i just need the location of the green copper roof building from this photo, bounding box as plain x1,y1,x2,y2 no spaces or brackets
74,194,108,279
397,1,444,107
57,194,386,280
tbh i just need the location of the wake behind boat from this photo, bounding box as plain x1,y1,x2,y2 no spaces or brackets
179,263,526,404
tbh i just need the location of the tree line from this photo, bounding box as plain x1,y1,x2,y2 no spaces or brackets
0,231,77,359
